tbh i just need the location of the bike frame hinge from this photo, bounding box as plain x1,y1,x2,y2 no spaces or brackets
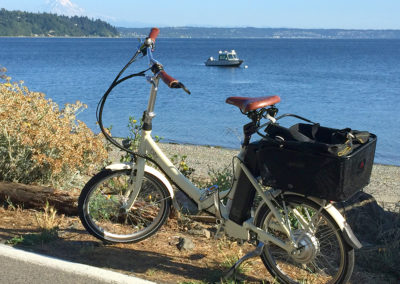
199,184,219,202
142,111,156,130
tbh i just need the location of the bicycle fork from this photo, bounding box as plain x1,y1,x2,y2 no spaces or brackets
119,75,160,211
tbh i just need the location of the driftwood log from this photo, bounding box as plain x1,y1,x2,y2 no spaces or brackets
0,181,78,215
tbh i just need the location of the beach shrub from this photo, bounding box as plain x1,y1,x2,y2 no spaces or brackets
0,70,107,190
170,154,195,178
120,116,142,163
192,166,233,192
207,166,233,191
120,116,162,163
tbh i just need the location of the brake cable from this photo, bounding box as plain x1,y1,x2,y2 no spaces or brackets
96,28,189,168
95,49,157,164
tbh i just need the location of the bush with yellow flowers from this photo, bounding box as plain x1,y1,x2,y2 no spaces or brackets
0,67,107,190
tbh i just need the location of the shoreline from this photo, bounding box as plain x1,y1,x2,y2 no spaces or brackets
3,36,400,40
0,36,118,39
110,142,399,209
158,141,400,168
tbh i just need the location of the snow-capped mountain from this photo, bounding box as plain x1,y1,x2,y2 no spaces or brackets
44,0,85,17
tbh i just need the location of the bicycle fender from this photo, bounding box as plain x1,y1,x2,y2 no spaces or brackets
105,163,178,209
254,192,362,249
303,195,362,249
314,199,363,249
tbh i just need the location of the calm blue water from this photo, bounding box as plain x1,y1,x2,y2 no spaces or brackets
1,38,399,165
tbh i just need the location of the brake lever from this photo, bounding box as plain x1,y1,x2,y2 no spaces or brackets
179,82,191,95
171,81,191,95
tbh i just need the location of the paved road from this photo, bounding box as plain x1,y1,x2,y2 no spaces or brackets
0,244,154,284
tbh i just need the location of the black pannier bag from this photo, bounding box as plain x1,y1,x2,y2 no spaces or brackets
257,123,377,202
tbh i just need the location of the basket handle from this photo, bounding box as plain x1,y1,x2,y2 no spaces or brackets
275,113,317,124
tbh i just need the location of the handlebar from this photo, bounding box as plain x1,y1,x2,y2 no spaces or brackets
142,28,190,94
159,70,191,94
159,70,177,87
97,27,189,161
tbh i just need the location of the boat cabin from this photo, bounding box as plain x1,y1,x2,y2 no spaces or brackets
218,50,239,61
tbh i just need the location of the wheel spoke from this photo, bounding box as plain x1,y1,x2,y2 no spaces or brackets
316,252,339,274
79,169,170,243
257,195,352,283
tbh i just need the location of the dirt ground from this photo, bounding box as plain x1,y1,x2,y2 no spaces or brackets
0,206,270,283
0,206,397,284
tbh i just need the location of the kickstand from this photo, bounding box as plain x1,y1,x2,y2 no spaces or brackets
223,242,265,280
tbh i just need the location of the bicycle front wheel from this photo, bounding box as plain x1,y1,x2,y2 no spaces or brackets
78,169,171,243
255,195,354,284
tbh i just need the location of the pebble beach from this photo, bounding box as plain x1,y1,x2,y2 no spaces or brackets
112,142,400,210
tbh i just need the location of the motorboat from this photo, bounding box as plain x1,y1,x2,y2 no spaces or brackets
205,50,243,67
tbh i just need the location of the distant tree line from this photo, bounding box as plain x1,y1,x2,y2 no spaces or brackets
0,9,118,37
118,26,400,39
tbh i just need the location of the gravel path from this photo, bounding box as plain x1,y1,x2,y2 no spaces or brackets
111,142,400,209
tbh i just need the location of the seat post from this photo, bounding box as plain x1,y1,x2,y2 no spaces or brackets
242,120,258,146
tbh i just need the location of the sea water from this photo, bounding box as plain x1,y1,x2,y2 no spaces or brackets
1,38,399,165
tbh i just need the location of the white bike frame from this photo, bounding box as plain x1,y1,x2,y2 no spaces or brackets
107,45,362,253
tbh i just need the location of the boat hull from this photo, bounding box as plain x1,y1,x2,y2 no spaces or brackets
205,59,243,67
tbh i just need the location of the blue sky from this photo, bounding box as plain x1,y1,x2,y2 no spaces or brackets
0,0,399,29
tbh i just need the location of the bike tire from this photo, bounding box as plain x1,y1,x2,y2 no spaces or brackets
78,169,171,243
255,195,354,284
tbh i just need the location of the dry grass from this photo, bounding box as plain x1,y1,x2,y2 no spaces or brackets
0,69,107,190
0,205,271,283
35,201,64,231
1,204,397,283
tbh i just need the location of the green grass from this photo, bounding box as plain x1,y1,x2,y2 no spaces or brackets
6,228,59,246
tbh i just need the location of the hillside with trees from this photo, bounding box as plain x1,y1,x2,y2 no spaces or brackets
0,9,118,37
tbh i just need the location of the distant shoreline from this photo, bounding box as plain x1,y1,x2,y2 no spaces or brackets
2,9,399,39
2,36,400,40
117,27,400,40
2,27,400,40
0,36,118,39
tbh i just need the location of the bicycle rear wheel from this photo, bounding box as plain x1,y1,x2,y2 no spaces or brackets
78,169,171,243
255,195,354,284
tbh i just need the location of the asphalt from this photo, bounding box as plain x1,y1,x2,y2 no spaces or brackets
0,244,154,284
